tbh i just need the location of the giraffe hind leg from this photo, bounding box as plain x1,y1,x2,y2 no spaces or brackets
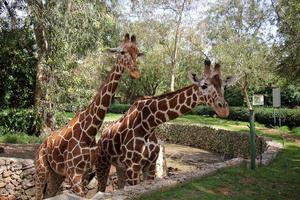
35,144,50,200
96,155,111,192
44,169,65,198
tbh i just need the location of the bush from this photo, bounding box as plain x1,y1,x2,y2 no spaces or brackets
109,103,131,114
106,104,300,127
191,106,300,127
0,109,40,135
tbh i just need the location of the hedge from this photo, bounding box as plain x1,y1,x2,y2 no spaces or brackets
192,106,300,127
108,104,300,127
99,121,267,159
0,109,40,135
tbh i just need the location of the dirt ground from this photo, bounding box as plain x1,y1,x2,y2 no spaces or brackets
0,143,40,159
0,142,224,197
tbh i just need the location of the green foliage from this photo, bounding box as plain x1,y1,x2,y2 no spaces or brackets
137,142,300,200
0,23,37,108
0,132,42,144
0,109,40,135
274,0,300,83
191,106,300,127
109,103,131,114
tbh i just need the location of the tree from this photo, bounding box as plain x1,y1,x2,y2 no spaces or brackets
128,0,194,91
271,0,300,84
205,0,275,109
26,0,119,133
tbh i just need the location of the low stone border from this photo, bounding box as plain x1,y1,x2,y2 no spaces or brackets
0,157,35,200
46,140,283,200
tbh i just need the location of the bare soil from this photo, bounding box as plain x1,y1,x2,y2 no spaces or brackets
0,143,40,159
0,142,224,197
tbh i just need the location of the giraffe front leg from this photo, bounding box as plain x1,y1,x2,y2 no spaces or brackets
146,163,156,180
35,145,50,200
126,165,141,186
96,155,111,192
67,168,87,197
44,169,65,198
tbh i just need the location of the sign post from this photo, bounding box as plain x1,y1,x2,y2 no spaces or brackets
272,88,281,126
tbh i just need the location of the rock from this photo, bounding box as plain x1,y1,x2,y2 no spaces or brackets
0,188,9,196
111,195,128,200
11,174,19,180
2,171,12,178
11,164,22,171
22,180,34,190
0,159,5,165
0,168,4,175
21,160,34,170
5,183,14,191
14,170,22,176
5,159,13,165
4,177,12,184
0,181,6,188
11,180,19,187
15,185,22,190
87,178,97,190
25,187,35,196
21,195,29,200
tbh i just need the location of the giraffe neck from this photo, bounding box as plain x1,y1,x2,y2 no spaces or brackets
143,84,207,130
78,62,125,138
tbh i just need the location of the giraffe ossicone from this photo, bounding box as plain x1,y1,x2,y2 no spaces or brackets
34,33,144,200
96,59,238,192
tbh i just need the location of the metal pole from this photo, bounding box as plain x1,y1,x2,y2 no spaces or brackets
249,109,256,170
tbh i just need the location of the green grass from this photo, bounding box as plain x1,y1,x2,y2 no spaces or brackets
136,141,300,200
0,133,43,144
133,115,300,200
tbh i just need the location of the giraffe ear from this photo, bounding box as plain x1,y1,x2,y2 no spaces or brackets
188,71,202,84
124,33,130,43
223,75,239,88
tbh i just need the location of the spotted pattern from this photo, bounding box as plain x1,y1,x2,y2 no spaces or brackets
96,62,231,192
35,34,142,200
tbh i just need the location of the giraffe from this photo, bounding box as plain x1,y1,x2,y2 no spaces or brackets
96,59,237,191
34,33,144,199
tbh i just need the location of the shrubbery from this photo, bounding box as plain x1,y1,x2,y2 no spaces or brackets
109,103,131,114
108,104,300,127
192,106,300,127
0,109,40,135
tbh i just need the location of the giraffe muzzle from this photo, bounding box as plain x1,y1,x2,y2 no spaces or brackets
130,70,141,79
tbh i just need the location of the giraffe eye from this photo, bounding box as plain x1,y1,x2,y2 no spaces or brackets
201,84,207,90
120,51,125,55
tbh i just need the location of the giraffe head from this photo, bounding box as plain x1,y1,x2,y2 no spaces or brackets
108,33,144,79
188,59,237,118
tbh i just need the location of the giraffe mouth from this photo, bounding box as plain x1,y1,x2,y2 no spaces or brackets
213,104,229,118
130,70,141,79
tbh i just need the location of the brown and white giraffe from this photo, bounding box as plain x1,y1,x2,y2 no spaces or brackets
96,60,237,191
34,34,144,199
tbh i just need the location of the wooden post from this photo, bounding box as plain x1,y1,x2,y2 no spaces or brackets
249,109,256,170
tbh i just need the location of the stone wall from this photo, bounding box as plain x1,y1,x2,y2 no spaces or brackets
100,122,267,158
0,157,35,200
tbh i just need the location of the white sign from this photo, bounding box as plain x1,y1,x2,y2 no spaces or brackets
253,94,264,106
273,88,281,108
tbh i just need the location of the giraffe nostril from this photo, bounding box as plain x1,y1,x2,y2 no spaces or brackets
218,103,223,107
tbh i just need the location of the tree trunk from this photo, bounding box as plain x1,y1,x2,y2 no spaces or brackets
28,0,55,134
169,0,186,91
241,75,253,110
